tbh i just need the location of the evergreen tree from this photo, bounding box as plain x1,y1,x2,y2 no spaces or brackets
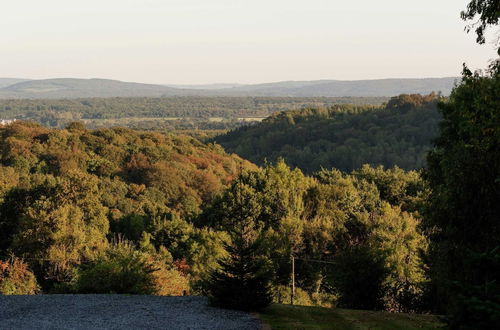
207,179,272,311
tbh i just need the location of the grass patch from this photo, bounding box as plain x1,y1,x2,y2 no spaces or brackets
258,304,444,330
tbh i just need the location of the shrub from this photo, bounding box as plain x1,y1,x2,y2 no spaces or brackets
0,257,39,295
273,285,336,307
273,285,311,306
74,241,188,295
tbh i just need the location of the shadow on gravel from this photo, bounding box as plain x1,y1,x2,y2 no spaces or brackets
0,295,261,330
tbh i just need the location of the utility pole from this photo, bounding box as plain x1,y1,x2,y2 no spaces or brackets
290,254,295,305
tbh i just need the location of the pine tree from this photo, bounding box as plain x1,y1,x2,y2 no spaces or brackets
207,179,272,311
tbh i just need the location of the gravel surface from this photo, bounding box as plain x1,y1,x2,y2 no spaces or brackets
0,295,262,330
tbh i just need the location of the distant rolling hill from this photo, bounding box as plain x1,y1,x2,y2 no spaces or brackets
0,78,31,89
0,78,195,99
0,77,458,99
207,77,458,97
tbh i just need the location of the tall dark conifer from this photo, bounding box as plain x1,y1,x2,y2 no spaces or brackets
207,178,272,311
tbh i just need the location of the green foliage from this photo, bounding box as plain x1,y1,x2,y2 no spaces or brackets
0,121,249,290
273,285,336,307
424,63,500,327
73,240,189,295
0,172,109,285
0,257,39,295
0,120,432,311
208,239,273,311
370,204,428,312
200,161,428,312
207,182,273,311
214,94,442,173
353,165,428,213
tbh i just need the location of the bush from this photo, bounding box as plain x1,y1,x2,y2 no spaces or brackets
0,257,39,295
273,285,336,307
74,241,188,295
273,285,314,306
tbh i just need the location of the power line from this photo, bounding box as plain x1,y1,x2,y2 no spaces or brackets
294,257,336,265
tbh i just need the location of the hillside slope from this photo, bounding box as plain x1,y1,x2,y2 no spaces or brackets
213,94,442,173
209,77,458,97
0,78,31,89
0,121,253,216
0,78,192,99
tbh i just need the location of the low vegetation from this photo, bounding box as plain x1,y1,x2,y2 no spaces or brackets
72,240,189,295
0,257,39,295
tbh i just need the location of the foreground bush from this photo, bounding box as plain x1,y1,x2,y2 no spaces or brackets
73,241,188,295
273,285,337,307
0,257,39,295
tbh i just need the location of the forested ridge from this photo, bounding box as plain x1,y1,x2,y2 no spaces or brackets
214,94,442,173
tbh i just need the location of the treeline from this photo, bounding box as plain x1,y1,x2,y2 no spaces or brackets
0,121,427,313
0,96,387,129
213,94,442,173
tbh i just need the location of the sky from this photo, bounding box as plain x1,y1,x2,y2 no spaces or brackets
0,0,498,84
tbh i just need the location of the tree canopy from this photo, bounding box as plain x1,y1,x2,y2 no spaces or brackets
213,94,442,173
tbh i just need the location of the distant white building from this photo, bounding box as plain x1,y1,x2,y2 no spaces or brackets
0,119,16,125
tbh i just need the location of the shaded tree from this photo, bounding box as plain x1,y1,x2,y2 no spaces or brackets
425,63,500,327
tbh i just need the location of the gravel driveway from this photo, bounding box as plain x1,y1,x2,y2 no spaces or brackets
0,295,262,330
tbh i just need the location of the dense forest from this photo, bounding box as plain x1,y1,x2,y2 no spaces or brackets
0,121,430,312
0,122,255,293
0,96,387,130
214,94,442,173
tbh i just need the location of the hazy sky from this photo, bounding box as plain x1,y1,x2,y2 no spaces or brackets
1,0,497,84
